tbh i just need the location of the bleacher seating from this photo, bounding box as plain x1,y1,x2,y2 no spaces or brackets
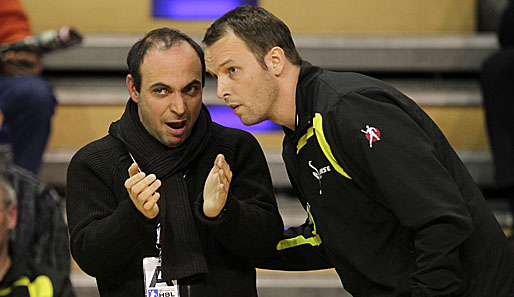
40,33,499,190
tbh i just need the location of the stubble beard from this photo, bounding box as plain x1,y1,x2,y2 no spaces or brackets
242,74,279,126
138,105,175,147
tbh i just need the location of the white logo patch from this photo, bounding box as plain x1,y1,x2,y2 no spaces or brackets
308,161,331,195
361,125,381,148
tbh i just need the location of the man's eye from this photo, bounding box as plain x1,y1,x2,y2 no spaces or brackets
228,67,237,74
154,88,168,95
184,86,199,96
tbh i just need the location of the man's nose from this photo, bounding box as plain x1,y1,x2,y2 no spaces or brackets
216,78,230,100
170,94,186,115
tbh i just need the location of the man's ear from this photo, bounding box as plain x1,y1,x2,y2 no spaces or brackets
265,46,286,76
126,74,140,103
7,204,18,231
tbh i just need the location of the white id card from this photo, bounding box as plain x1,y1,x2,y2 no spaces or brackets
143,257,180,297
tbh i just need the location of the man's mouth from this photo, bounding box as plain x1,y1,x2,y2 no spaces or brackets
228,104,241,111
165,121,186,134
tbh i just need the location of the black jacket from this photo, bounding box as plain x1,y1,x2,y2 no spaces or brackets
0,251,75,297
66,122,283,297
263,62,514,297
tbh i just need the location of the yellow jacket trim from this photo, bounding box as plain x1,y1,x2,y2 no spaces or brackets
0,276,53,297
297,127,314,154
277,204,321,250
313,113,352,180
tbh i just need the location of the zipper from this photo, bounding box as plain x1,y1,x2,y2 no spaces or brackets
306,203,318,236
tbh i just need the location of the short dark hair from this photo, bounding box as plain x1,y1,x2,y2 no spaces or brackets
203,5,301,68
127,27,205,92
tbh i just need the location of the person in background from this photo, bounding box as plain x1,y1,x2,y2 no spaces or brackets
0,0,56,174
480,0,514,229
204,5,514,296
66,27,283,297
0,173,75,297
0,145,71,274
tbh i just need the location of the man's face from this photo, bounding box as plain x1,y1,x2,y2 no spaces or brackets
205,31,278,126
127,42,203,147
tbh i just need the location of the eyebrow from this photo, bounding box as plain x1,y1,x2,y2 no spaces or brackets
183,79,202,90
150,82,172,89
207,59,234,75
149,79,202,91
219,59,234,68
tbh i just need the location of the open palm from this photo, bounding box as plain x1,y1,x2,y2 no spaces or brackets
203,154,232,218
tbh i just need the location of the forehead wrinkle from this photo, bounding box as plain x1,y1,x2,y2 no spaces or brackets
141,46,202,90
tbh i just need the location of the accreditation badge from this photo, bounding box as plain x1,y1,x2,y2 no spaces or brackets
143,257,180,297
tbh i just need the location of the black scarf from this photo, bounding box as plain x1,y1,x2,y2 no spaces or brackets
109,99,210,281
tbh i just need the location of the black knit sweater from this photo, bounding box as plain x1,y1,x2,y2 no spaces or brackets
66,122,283,297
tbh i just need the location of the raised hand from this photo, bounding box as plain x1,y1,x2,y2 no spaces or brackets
203,154,232,218
1,51,43,75
124,163,161,219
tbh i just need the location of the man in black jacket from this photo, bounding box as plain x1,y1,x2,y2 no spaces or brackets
0,173,75,297
66,27,283,297
204,5,514,297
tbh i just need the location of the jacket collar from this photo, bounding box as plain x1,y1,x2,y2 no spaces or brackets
283,61,322,142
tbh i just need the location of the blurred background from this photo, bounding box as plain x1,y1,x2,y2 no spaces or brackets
13,0,510,295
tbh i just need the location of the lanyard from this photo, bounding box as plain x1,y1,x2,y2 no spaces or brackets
156,223,162,263
129,153,163,262
128,152,188,264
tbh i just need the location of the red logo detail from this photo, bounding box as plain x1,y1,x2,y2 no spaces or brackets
365,129,380,142
361,125,381,148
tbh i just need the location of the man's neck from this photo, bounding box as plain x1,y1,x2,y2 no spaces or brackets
271,65,300,131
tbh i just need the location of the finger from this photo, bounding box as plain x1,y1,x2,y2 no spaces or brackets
131,174,157,195
124,171,145,190
219,183,227,198
128,163,139,177
142,193,160,219
216,154,227,169
221,173,230,193
217,155,231,175
213,154,221,167
218,169,228,187
143,192,160,211
140,179,161,199
216,154,225,168
227,167,233,183
218,160,232,186
220,160,232,182
219,169,232,194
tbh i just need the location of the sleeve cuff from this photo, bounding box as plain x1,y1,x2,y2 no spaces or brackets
116,199,158,240
193,192,241,229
